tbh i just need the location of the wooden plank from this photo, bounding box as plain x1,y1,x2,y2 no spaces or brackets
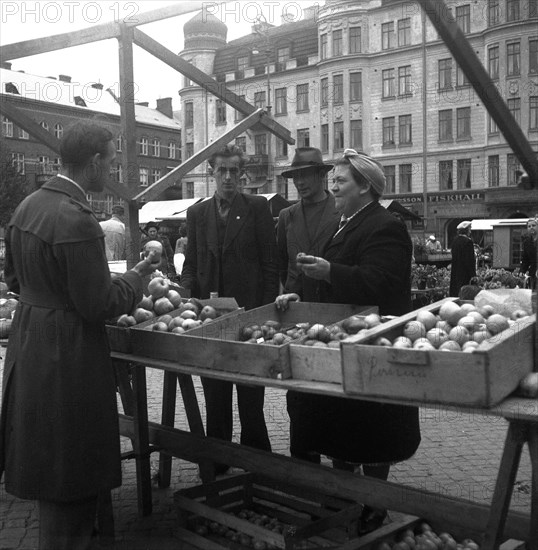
118,416,531,540
292,504,362,541
175,526,228,550
414,0,538,182
157,371,177,488
132,109,266,202
529,425,538,550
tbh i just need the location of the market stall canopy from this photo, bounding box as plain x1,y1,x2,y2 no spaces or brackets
470,218,530,231
139,198,204,224
379,199,422,220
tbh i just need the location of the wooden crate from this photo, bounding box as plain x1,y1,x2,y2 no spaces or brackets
106,325,132,353
130,302,374,380
341,298,534,408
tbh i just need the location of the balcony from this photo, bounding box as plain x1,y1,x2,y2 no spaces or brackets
245,154,269,167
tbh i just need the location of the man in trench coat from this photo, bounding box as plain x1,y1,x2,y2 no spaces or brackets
0,121,157,549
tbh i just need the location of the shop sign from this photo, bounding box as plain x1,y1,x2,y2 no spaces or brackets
390,192,485,205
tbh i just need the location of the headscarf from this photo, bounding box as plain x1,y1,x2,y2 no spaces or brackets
343,148,386,196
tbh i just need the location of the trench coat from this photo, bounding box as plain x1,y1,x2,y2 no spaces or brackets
0,176,143,502
296,202,421,464
449,234,476,297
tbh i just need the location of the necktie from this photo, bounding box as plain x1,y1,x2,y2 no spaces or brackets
338,215,348,231
218,199,230,222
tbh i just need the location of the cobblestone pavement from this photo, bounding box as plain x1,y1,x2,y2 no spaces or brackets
0,355,532,549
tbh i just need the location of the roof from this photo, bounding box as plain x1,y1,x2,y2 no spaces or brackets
0,68,181,130
379,199,422,221
471,218,531,231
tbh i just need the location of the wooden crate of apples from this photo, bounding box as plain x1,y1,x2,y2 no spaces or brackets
341,298,535,408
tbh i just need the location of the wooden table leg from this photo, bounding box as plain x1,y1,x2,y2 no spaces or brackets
483,421,526,550
132,364,153,516
529,424,538,550
158,371,178,488
115,360,134,416
177,374,215,483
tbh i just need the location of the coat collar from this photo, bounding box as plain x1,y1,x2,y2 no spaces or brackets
41,175,93,214
327,200,380,248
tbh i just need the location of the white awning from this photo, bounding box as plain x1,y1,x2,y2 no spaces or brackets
471,218,530,231
138,198,203,224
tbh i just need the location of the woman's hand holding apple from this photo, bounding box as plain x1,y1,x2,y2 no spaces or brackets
132,250,159,278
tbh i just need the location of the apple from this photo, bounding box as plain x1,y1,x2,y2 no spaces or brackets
181,318,200,331
168,317,184,330
510,309,530,320
171,326,186,334
462,341,480,352
457,315,479,332
262,325,277,339
133,307,154,323
143,240,163,264
137,295,154,310
364,313,382,328
153,297,174,315
466,311,485,325
426,328,449,348
416,310,438,331
264,319,281,330
152,321,168,332
117,314,136,327
157,314,173,326
182,301,200,315
307,323,331,343
472,329,490,344
460,303,477,315
180,309,198,320
342,315,368,334
518,372,538,397
148,277,169,299
413,338,435,350
272,333,287,345
435,320,451,333
167,289,183,308
327,340,341,348
448,326,470,346
403,320,427,342
486,313,510,335
439,340,461,351
200,305,218,321
312,341,328,347
392,336,413,348
374,336,393,347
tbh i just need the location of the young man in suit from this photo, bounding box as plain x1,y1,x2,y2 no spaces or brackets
181,144,279,474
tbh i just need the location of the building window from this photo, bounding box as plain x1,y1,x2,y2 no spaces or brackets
529,39,538,74
297,128,310,148
320,34,328,60
18,127,29,139
399,115,412,144
140,167,149,187
399,164,412,193
185,102,194,128
139,137,148,155
321,78,329,107
275,88,287,115
54,123,63,139
530,96,538,130
384,165,396,194
350,72,362,102
216,99,226,124
456,64,470,87
116,135,123,152
168,141,177,159
382,68,395,99
277,175,288,199
237,55,249,71
150,138,160,157
506,0,520,21
398,66,412,96
350,120,363,150
456,5,471,33
276,138,288,157
349,26,361,54
438,58,453,90
456,107,471,139
321,124,329,152
334,122,344,151
254,91,266,109
115,164,123,183
488,46,499,79
530,0,538,16
2,116,13,137
151,168,161,184
38,155,49,166
457,159,472,189
296,84,309,112
488,0,500,25
439,109,453,140
507,42,520,76
507,153,521,185
185,142,193,159
277,46,290,63
333,75,343,104
382,117,396,146
185,182,194,199
382,21,395,50
235,136,246,153
332,30,343,57
439,160,453,190
40,121,49,132
488,114,499,134
488,155,500,187
11,152,25,174
235,95,246,121
508,98,521,125
254,134,267,155
397,18,411,46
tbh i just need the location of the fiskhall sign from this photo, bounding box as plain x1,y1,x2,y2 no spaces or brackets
391,192,485,204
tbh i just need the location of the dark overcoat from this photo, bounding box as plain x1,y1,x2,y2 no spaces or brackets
181,194,279,309
449,234,476,297
277,192,340,300
298,202,421,464
0,176,143,502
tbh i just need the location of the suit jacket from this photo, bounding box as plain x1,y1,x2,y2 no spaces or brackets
449,234,476,297
277,192,340,301
181,194,279,310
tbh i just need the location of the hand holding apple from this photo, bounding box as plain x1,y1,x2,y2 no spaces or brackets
132,250,159,278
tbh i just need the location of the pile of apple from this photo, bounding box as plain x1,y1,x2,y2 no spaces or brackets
370,301,532,353
376,521,480,550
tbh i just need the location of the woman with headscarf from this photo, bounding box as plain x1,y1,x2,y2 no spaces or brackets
279,149,421,534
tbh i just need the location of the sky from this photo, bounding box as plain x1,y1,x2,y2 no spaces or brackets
0,1,320,108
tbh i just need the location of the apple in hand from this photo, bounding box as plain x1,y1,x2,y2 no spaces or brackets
144,240,163,264
148,277,169,299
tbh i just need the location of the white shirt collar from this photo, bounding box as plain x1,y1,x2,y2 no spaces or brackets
333,200,374,238
56,173,87,197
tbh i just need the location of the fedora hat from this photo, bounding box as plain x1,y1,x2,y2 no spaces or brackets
281,147,333,178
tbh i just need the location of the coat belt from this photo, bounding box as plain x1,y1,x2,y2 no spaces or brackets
19,288,74,311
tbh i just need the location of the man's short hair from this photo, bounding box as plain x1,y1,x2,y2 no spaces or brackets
60,121,114,167
208,144,246,170
111,205,124,215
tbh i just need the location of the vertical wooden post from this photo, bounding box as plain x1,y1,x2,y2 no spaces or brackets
118,24,140,270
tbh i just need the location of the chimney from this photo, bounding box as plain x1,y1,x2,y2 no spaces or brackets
1,62,12,70
156,97,173,118
91,83,104,90
59,74,72,82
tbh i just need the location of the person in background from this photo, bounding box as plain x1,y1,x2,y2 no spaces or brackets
425,234,442,253
520,217,538,289
449,221,476,297
0,121,157,550
182,144,279,475
158,226,176,275
174,223,188,277
278,148,421,535
140,221,173,277
99,204,126,261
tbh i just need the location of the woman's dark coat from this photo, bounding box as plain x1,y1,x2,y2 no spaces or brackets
295,202,421,464
449,233,476,297
0,177,143,502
